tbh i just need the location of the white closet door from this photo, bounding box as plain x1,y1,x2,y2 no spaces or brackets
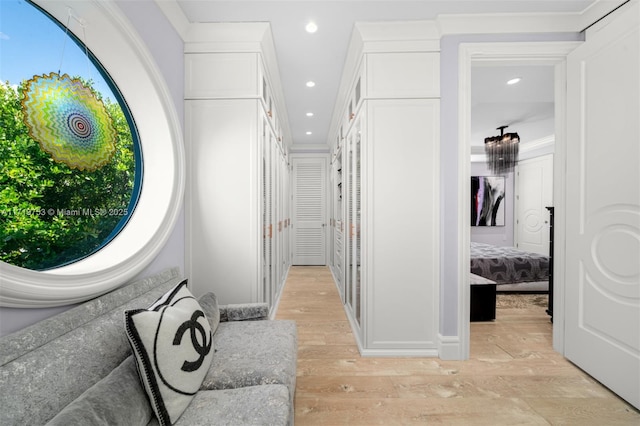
292,157,327,265
565,1,639,409
515,154,553,255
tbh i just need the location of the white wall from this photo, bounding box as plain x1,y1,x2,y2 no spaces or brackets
0,0,185,337
116,0,185,280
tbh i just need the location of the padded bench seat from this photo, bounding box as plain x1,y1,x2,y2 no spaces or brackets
147,385,290,426
470,273,497,322
203,320,297,397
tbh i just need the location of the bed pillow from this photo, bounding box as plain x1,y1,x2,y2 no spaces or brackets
124,279,214,426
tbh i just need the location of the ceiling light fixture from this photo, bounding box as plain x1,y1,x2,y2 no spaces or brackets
306,131,312,135
305,22,318,33
484,125,520,174
306,112,314,117
507,77,521,85
306,81,315,88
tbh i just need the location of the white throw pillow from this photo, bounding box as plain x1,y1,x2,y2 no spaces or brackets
125,280,214,425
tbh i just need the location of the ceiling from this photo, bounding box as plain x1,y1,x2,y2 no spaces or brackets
471,64,555,147
166,0,602,150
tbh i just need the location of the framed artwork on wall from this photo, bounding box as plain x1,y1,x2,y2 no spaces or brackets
471,176,505,226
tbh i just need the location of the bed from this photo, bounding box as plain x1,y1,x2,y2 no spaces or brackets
470,242,549,292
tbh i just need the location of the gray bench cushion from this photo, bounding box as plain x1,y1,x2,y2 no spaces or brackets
0,268,297,426
0,269,182,426
220,303,269,322
46,356,152,426
0,268,181,366
147,385,290,426
201,320,297,396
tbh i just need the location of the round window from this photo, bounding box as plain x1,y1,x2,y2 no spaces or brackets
0,0,184,308
0,1,141,271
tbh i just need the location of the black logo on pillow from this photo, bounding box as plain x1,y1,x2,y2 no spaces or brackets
173,310,212,372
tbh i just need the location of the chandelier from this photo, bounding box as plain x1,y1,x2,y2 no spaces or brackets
484,125,519,174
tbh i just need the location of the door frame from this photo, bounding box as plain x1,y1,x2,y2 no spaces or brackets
289,152,331,265
457,41,582,359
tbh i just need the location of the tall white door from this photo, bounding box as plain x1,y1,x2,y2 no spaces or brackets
565,1,639,409
292,157,327,265
515,154,553,255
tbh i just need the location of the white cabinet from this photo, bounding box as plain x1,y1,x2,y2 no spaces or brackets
261,113,290,308
329,22,441,356
330,150,344,298
185,24,291,314
343,117,362,328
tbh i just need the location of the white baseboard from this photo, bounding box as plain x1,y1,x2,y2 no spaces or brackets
438,333,464,360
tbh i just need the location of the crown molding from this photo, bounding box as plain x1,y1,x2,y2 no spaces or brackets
521,134,555,152
436,0,627,35
438,12,579,36
156,0,628,43
580,0,630,31
153,2,292,146
153,0,190,40
184,22,269,46
153,1,270,47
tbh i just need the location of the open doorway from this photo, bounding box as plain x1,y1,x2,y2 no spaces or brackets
469,63,555,330
458,5,639,406
457,41,582,360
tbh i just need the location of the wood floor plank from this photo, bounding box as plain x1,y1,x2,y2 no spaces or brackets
276,266,640,425
523,397,640,426
295,396,550,425
296,375,400,399
298,344,360,358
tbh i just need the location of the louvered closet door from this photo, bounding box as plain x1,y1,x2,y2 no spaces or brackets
293,157,327,265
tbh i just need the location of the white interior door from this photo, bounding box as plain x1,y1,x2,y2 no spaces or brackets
565,1,639,409
292,157,327,265
515,154,553,255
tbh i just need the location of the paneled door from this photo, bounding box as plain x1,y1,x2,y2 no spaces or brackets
292,157,327,265
515,154,553,255
565,1,639,409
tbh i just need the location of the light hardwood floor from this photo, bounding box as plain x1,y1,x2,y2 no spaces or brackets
275,266,640,425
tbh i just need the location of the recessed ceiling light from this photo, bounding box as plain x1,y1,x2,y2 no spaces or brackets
305,22,318,33
306,131,313,135
306,81,316,88
507,77,521,85
306,112,314,117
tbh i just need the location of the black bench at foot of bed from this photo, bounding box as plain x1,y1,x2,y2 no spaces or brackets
470,273,497,321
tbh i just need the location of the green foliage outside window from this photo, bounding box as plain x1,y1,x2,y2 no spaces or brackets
0,80,136,270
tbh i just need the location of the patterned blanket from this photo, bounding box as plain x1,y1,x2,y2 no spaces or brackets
470,242,549,285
